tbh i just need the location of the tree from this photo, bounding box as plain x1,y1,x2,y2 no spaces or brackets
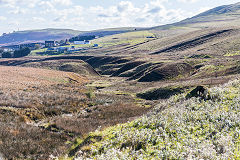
13,47,31,58
69,35,96,42
2,52,12,58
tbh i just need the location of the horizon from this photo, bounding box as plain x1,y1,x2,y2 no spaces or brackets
0,0,240,35
1,1,240,160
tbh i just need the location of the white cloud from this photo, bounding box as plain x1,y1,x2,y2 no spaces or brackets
89,0,192,28
177,0,199,3
0,0,39,8
0,16,6,21
0,0,202,34
0,0,72,9
51,0,72,6
8,7,27,14
197,7,211,14
32,17,46,22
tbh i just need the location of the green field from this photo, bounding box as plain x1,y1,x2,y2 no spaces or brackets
91,31,155,48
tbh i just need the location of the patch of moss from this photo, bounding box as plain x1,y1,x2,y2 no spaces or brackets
224,51,240,57
188,54,212,59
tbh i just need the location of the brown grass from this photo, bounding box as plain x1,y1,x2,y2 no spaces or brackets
0,66,149,159
0,26,240,159
0,66,88,89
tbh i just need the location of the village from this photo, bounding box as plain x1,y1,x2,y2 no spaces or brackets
0,35,99,56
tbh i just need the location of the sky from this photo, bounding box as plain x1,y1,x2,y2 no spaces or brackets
0,0,240,34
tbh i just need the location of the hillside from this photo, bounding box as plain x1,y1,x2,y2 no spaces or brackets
73,78,240,159
0,64,151,159
0,27,140,46
152,2,240,30
77,27,143,37
0,28,83,46
1,2,240,159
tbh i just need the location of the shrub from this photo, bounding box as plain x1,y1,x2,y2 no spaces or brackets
13,47,31,58
1,52,12,58
85,89,95,99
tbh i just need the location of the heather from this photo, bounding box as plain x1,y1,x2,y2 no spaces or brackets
73,78,240,159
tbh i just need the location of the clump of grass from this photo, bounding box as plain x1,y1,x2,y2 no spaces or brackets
85,89,95,99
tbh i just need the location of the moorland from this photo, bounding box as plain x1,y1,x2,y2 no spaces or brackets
0,2,240,159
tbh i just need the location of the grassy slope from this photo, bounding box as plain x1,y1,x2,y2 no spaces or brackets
29,30,154,56
91,31,154,48
71,78,240,159
0,29,84,45
151,2,240,31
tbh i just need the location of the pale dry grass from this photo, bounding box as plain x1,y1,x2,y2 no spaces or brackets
0,66,88,90
0,66,149,159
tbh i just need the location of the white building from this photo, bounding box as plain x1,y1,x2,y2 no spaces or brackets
74,40,91,45
74,41,85,45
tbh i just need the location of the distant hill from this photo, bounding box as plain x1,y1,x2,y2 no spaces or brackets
179,2,240,25
69,27,144,43
3,2,240,46
0,27,143,46
191,2,240,18
0,28,83,46
151,2,240,30
77,27,143,37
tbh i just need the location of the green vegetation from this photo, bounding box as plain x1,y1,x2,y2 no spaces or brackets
85,88,96,99
69,35,95,42
91,31,155,48
188,54,212,59
137,86,184,100
71,78,240,159
1,52,12,58
224,51,240,57
1,47,31,58
30,48,47,56
13,47,31,58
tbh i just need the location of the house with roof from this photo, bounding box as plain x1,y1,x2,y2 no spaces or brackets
45,41,55,48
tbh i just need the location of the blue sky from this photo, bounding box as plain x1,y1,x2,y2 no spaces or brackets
0,0,239,34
